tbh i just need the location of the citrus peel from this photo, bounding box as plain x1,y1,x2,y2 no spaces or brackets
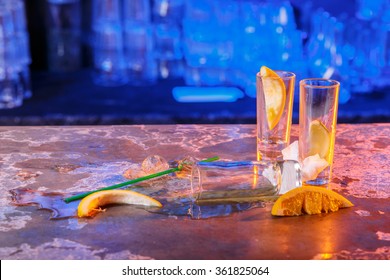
308,120,331,160
77,189,162,218
260,66,286,130
271,186,353,216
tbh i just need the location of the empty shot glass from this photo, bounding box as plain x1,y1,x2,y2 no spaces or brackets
299,78,340,185
190,161,288,205
256,69,296,161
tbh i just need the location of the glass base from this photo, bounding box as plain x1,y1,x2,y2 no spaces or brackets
257,139,287,161
257,148,284,161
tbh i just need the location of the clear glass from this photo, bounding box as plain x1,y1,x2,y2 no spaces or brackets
123,0,151,23
0,71,24,109
190,161,282,204
46,0,81,72
122,0,156,85
92,28,128,86
0,5,24,109
91,0,121,29
256,70,296,161
299,78,340,185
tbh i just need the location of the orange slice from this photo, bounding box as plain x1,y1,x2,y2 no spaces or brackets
271,186,353,216
308,120,330,159
260,66,286,130
77,190,162,218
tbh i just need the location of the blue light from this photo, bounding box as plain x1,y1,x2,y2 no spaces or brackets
172,86,244,102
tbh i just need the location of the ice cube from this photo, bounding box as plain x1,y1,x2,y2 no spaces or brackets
262,164,278,187
282,140,299,161
123,167,142,180
301,154,329,181
141,155,170,175
279,160,302,194
282,141,328,185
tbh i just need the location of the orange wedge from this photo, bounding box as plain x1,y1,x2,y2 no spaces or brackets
260,66,286,130
271,186,353,216
308,120,331,159
77,190,162,218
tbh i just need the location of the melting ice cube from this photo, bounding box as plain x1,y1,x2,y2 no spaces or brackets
141,155,170,175
282,141,329,184
282,140,299,161
301,154,328,181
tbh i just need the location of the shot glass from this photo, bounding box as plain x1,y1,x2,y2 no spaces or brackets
256,70,296,161
190,161,282,205
299,79,340,185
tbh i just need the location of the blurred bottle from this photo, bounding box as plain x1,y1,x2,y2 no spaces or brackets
305,10,352,103
233,0,303,98
356,0,386,21
152,0,184,79
123,0,157,85
342,17,385,94
379,1,390,87
91,0,127,86
9,0,32,99
183,0,237,87
45,0,81,72
0,1,25,109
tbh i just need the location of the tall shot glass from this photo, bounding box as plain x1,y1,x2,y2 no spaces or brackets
299,79,340,185
256,70,296,161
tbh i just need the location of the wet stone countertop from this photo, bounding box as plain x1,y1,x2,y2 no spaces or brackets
0,124,389,260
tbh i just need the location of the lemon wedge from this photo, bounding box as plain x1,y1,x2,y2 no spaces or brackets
308,120,331,159
260,66,286,130
77,190,162,218
271,186,353,216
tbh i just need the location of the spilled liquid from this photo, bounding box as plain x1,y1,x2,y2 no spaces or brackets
10,188,79,219
10,187,266,220
10,158,269,220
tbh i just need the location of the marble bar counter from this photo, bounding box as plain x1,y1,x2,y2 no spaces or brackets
0,124,389,260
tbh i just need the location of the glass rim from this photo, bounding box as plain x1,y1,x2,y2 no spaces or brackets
300,78,340,88
256,70,296,79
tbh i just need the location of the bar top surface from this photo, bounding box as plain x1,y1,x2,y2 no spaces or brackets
0,124,389,260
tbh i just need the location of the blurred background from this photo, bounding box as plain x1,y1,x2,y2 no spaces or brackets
0,0,389,125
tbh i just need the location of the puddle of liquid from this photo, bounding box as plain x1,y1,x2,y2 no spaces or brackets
10,158,269,220
10,188,79,219
10,188,266,220
149,197,265,219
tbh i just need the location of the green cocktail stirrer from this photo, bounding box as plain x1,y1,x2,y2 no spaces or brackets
63,156,219,203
